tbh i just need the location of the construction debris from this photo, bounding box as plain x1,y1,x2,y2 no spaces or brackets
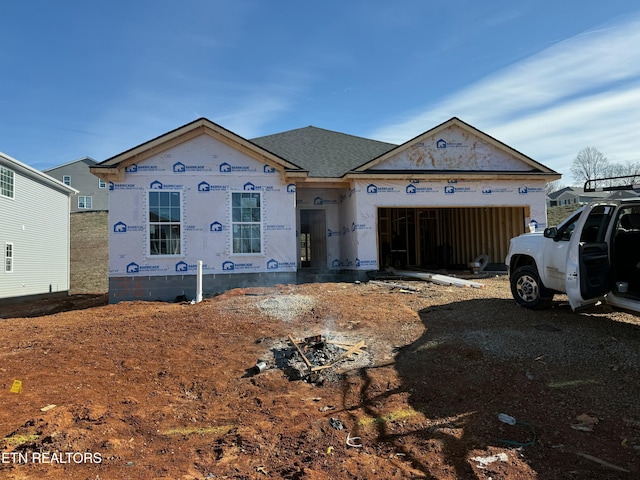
278,335,368,383
287,335,367,372
330,418,345,430
389,268,485,288
369,280,419,292
346,432,362,448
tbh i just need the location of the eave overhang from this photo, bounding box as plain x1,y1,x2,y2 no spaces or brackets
89,118,306,182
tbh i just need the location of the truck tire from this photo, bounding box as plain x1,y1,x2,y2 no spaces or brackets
511,265,553,310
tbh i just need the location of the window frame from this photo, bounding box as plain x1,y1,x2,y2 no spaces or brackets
148,190,182,257
231,191,262,255
63,175,71,186
0,166,14,199
5,243,13,273
78,196,92,209
98,178,107,189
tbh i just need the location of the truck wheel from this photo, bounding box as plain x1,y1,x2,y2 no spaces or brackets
511,266,553,310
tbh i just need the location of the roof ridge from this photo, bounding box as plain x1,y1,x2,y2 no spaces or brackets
252,125,397,147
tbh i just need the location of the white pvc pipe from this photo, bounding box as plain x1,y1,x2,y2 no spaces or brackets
196,260,203,303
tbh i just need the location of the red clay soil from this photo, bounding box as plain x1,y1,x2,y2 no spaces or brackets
1,277,640,479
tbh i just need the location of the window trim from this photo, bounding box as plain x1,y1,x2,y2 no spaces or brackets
78,196,92,209
148,190,182,257
231,191,263,255
0,166,14,199
98,178,106,189
63,175,71,186
5,242,13,273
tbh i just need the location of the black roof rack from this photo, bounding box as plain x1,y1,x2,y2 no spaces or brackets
584,174,640,192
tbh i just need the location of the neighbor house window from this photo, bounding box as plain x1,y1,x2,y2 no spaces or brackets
78,196,92,209
0,166,14,198
149,191,181,255
98,178,106,189
232,192,261,253
5,243,13,273
63,175,71,186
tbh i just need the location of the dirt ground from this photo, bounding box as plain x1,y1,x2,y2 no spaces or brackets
2,275,640,479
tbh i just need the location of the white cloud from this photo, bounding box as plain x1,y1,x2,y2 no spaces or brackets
371,14,640,182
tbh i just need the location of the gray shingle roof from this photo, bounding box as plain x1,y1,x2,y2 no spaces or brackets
251,126,397,178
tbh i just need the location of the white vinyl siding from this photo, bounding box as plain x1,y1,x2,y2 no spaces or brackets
0,166,14,199
0,166,71,299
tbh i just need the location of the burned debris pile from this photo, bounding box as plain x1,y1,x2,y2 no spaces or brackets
271,334,368,384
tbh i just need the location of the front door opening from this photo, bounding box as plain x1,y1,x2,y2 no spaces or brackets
300,209,326,268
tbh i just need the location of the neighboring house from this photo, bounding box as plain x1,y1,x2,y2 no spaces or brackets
90,117,560,302
547,186,609,207
1,151,77,302
547,186,573,207
44,157,109,212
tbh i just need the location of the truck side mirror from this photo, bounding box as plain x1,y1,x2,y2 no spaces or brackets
543,227,558,239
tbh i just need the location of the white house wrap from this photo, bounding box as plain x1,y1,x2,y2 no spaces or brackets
91,117,559,302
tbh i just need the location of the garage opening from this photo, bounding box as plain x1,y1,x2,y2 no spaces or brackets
378,207,526,270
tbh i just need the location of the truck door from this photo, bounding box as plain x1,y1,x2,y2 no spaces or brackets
566,204,615,311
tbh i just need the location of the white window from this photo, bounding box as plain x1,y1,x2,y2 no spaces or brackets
5,243,13,273
98,178,106,189
0,166,14,199
232,192,261,254
149,191,181,255
63,175,71,186
78,196,92,209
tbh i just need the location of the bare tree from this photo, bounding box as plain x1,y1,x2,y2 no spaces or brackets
606,161,640,177
572,148,640,189
570,147,609,187
545,179,565,195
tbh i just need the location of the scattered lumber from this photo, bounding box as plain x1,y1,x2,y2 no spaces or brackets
389,269,485,289
368,280,419,291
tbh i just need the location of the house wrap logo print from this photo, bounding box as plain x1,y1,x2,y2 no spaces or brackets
126,262,139,273
113,222,127,233
175,261,188,272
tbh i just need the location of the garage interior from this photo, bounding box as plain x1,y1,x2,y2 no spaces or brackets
378,206,526,270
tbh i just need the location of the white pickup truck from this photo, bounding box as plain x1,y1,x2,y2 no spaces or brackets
505,197,640,313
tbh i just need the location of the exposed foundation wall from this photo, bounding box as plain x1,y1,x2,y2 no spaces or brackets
109,269,370,302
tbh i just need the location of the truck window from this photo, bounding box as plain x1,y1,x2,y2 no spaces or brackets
580,205,614,243
556,211,582,241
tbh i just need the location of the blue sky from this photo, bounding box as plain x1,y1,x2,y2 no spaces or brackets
2,1,639,184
